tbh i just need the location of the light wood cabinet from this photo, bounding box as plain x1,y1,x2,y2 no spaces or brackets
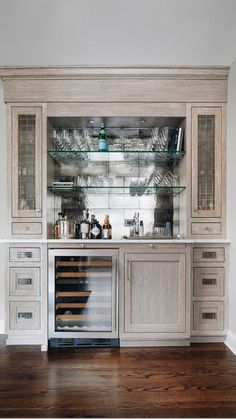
0,66,229,349
11,106,43,221
190,106,226,238
6,244,47,350
124,252,187,336
191,245,228,339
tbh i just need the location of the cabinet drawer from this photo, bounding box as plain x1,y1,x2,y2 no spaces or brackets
191,222,222,235
193,301,224,331
193,267,224,297
193,247,225,263
9,301,40,330
9,267,40,296
9,247,41,262
12,222,42,235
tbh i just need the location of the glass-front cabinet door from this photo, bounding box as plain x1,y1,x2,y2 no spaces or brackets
192,107,222,218
48,249,118,338
11,106,42,218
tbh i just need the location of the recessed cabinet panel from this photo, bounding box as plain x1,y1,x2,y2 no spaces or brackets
9,247,41,262
191,222,222,235
193,267,224,297
193,301,224,331
9,301,40,330
9,267,40,296
125,253,186,333
193,247,225,263
11,222,42,235
11,106,42,218
192,107,222,218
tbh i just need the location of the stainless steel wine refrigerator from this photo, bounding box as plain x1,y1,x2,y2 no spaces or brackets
48,248,118,346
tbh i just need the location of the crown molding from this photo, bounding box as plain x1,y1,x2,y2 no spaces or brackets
0,65,230,80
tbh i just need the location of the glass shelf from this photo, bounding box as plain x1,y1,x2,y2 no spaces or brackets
48,185,186,198
48,150,185,168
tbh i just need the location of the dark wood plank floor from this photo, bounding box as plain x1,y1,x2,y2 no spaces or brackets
0,343,236,417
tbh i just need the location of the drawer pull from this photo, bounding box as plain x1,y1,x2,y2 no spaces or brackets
17,278,32,285
18,312,33,320
202,312,216,320
17,251,32,259
202,251,217,259
202,278,216,285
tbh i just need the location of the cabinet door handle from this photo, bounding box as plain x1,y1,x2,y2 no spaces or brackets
17,251,32,259
202,278,216,285
18,312,33,320
17,278,32,285
202,312,216,320
202,251,217,259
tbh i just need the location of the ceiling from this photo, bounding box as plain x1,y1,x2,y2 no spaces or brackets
0,0,236,66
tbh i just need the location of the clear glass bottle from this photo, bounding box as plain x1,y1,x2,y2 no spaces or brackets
90,214,102,239
80,210,90,239
98,123,109,151
102,214,112,239
139,220,144,237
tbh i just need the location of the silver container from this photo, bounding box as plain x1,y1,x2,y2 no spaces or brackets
57,217,76,239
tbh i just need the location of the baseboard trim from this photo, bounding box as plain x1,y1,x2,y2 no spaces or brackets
120,339,190,347
191,336,226,343
225,330,236,355
0,334,7,346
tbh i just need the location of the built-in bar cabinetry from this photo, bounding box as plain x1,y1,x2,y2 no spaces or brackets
0,66,229,350
6,244,47,349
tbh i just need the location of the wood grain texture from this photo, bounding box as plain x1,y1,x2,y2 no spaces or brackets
0,344,236,417
125,253,186,334
4,78,227,103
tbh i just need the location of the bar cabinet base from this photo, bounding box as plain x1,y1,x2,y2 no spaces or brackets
49,338,120,348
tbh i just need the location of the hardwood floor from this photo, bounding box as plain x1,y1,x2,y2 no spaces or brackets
0,343,236,417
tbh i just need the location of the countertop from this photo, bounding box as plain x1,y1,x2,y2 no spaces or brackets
0,238,231,244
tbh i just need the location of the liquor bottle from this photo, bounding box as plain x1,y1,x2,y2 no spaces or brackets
54,212,64,239
139,220,144,237
80,210,90,239
90,214,102,239
102,214,112,239
98,123,109,151
134,212,140,235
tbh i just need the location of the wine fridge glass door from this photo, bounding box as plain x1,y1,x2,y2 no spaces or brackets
48,248,118,339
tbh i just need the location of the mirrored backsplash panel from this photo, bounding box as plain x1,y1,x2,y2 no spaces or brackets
47,117,186,239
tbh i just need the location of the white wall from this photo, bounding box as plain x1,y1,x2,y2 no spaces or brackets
227,58,236,336
0,0,236,66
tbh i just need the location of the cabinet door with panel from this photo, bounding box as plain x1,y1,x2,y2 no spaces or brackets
124,253,186,334
191,107,222,219
11,106,42,218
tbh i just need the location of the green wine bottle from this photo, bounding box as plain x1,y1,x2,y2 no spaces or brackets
98,123,109,151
